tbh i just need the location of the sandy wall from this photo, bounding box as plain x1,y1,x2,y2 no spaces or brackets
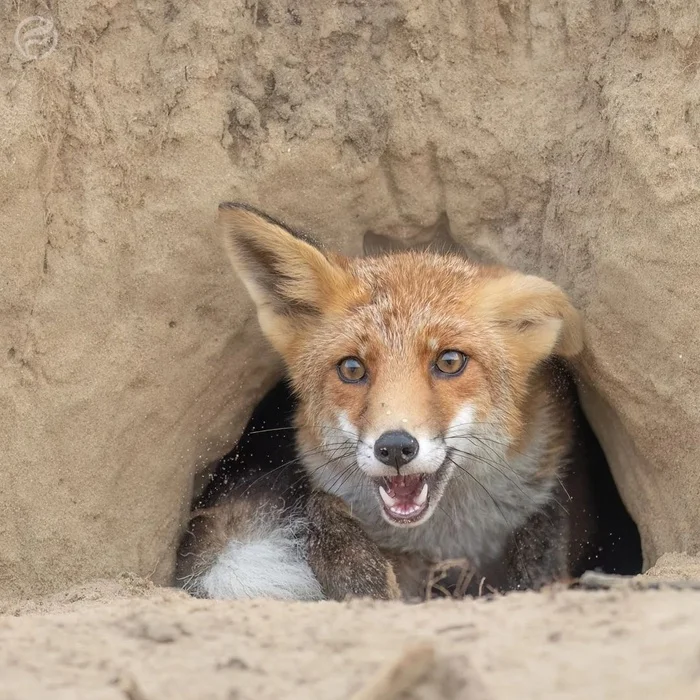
1,0,699,598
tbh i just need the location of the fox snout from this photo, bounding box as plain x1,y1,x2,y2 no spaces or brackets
354,427,450,527
357,429,447,480
373,430,419,467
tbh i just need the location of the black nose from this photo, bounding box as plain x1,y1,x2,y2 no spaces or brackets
374,430,419,467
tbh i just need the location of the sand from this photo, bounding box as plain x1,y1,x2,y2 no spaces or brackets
3,0,700,695
2,572,700,699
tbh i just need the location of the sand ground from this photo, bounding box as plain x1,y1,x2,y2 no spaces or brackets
3,4,700,696
2,555,700,700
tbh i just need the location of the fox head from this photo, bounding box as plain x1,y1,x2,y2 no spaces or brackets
219,203,583,531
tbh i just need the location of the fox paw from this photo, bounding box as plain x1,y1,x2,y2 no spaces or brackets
305,491,401,601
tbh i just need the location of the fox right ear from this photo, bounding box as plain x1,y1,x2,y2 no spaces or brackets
218,203,353,354
475,272,584,364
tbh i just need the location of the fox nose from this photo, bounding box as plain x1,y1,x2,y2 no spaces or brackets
374,430,419,468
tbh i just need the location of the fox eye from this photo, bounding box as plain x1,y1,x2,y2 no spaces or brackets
434,350,468,376
337,357,367,383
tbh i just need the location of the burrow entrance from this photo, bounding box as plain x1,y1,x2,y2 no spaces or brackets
196,222,642,584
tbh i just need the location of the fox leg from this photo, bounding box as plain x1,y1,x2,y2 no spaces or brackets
483,499,572,592
305,491,401,601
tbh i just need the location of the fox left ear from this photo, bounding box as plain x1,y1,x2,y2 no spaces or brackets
480,273,584,361
218,203,354,355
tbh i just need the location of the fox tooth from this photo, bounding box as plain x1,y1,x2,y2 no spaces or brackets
415,482,428,506
379,485,398,508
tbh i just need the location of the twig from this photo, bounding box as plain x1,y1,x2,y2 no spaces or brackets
424,558,475,600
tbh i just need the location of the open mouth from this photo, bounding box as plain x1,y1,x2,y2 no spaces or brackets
377,474,431,523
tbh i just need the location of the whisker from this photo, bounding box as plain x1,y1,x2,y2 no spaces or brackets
325,466,361,498
461,435,513,465
323,459,361,495
448,433,532,460
448,447,531,497
446,455,508,525
247,426,359,438
557,476,573,503
285,452,356,495
275,446,356,495
447,445,568,518
442,420,503,436
245,426,296,435
447,440,523,479
302,450,355,481
436,501,458,529
227,442,354,498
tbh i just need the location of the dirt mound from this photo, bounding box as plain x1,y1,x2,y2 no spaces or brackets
1,577,700,699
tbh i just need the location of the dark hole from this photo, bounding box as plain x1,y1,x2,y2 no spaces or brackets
570,382,643,575
195,380,301,510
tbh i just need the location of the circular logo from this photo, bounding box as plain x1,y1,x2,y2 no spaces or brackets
14,16,58,61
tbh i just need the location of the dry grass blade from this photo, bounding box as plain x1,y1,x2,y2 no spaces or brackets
424,558,475,600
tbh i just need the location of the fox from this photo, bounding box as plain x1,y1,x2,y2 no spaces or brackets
176,202,601,601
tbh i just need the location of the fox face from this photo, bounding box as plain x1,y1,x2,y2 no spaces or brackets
219,204,583,558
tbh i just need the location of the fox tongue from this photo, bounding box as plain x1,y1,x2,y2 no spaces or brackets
385,475,423,499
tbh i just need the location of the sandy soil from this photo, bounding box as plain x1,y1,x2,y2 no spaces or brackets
3,1,700,696
2,558,700,700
